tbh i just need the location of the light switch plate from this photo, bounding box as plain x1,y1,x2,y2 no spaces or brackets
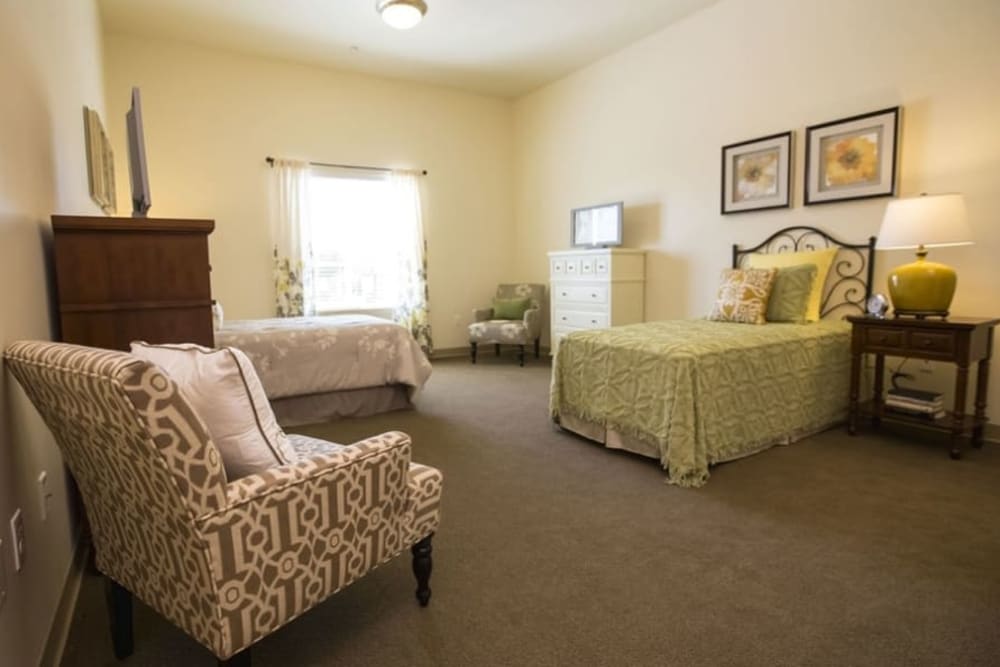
9,510,24,572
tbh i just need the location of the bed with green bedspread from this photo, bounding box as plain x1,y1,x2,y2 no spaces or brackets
549,319,852,487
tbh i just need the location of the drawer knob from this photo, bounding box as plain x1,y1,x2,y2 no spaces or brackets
561,316,567,321
591,319,597,324
561,292,567,297
591,293,597,298
877,335,886,343
922,339,932,346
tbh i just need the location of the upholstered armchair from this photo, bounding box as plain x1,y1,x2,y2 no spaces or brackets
468,283,545,366
3,341,443,666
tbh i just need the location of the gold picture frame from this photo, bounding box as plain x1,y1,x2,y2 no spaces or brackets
804,106,899,206
83,106,116,215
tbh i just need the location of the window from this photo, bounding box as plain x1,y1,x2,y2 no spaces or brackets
307,168,405,312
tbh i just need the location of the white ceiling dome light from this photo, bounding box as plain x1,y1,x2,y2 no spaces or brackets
377,0,427,30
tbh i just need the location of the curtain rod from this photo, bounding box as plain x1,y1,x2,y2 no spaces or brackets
265,156,427,176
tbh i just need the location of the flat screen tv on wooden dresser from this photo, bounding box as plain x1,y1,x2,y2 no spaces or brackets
51,215,215,350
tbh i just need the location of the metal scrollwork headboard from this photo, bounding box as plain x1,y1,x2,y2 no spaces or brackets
732,226,877,318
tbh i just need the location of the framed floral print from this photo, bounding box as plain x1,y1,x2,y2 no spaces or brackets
721,131,792,214
804,106,899,205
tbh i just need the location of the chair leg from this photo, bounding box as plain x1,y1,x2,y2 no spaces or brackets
470,342,477,364
494,343,500,357
105,578,133,660
534,338,541,358
411,534,433,607
219,649,251,666
518,344,525,367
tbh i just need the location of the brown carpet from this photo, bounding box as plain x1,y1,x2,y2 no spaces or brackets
61,356,1000,666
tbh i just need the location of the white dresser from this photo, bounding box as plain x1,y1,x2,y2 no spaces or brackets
548,248,645,353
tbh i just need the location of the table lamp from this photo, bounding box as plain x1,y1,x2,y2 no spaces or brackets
875,193,973,318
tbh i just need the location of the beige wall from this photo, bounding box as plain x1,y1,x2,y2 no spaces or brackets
0,0,106,664
103,33,515,351
514,0,1000,419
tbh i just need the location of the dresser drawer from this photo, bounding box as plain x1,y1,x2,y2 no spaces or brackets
553,284,609,305
909,330,955,355
554,310,609,329
864,327,904,349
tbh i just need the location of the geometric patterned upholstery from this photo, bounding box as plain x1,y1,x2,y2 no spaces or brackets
3,341,443,661
468,283,546,345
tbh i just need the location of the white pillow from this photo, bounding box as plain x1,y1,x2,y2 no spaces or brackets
130,342,296,480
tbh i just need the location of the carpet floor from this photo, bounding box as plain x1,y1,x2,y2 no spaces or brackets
60,356,1000,666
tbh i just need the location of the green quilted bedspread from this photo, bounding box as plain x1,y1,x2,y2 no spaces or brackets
549,319,851,487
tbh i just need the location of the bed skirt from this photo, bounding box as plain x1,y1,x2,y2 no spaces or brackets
271,384,413,427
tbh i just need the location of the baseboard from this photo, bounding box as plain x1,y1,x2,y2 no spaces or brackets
39,532,88,667
430,346,469,359
431,346,552,360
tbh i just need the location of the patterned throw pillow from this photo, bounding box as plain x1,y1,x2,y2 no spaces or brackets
130,342,296,479
493,297,531,320
766,263,818,323
708,267,778,324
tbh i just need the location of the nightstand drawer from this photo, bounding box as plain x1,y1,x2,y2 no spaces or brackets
864,327,904,348
909,330,955,355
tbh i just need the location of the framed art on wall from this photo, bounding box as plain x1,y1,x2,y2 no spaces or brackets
804,106,899,206
83,106,117,215
721,131,792,214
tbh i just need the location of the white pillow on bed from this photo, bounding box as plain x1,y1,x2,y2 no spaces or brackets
130,341,296,480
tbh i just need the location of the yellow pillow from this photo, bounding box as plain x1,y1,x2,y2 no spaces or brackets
746,247,837,322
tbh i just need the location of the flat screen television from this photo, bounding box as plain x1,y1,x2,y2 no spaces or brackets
570,201,623,247
126,86,151,217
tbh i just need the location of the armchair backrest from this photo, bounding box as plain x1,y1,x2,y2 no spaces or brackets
496,283,545,310
3,341,225,630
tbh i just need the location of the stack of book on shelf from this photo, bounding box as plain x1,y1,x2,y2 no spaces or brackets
885,387,945,420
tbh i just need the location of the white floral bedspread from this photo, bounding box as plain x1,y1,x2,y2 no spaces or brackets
216,315,432,400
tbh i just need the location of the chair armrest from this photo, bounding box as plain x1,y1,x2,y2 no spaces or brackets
523,307,542,338
195,431,416,657
472,307,493,322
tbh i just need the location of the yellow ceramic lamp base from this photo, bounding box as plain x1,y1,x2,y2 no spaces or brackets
887,254,957,318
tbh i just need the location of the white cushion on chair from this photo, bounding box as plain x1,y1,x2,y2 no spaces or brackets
130,341,296,479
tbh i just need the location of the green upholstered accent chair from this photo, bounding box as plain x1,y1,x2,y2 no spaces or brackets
468,283,546,366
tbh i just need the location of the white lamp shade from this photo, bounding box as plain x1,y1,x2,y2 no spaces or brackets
378,0,426,29
876,193,973,250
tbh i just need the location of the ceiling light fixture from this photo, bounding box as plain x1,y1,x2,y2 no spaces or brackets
377,0,427,30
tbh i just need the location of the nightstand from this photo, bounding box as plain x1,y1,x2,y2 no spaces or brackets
847,315,999,458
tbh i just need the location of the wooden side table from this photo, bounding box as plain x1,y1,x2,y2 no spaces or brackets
847,315,999,459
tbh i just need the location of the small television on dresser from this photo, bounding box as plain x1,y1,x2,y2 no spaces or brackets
126,86,152,217
570,201,623,247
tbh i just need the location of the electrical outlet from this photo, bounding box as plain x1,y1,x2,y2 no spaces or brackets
38,470,52,522
9,510,24,572
0,537,7,613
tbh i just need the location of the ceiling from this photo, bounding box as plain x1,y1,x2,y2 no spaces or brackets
98,0,719,98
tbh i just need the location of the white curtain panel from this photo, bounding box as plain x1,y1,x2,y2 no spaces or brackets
389,171,433,353
269,158,315,317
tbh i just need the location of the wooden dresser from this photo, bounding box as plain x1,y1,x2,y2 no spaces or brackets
51,215,215,350
547,248,645,353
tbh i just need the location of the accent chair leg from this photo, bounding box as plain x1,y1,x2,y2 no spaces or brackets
219,649,251,666
534,338,540,358
495,343,501,357
470,342,477,364
518,344,525,367
105,578,134,660
411,534,433,607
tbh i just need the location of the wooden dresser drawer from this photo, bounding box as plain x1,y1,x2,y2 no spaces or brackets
554,310,609,329
864,327,904,349
909,330,955,355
